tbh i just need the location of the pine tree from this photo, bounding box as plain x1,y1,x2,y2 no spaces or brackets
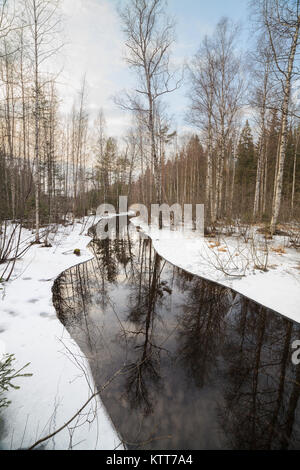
96,137,117,205
235,121,257,219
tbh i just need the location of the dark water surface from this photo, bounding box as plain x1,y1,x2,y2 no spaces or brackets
53,219,300,450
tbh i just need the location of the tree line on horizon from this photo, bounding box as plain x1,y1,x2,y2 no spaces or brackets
0,0,299,242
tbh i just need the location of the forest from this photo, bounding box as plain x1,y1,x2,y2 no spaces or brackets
0,0,299,246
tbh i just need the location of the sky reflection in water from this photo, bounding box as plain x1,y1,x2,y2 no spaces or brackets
54,221,300,450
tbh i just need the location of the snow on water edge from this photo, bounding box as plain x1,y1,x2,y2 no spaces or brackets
0,216,123,450
130,217,300,325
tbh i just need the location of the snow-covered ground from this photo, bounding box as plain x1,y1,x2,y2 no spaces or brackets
130,217,300,324
0,217,122,450
1,213,299,450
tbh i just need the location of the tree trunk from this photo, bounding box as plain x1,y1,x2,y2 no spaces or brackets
34,1,40,242
291,129,299,217
270,22,300,234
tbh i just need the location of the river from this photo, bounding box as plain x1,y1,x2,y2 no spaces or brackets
53,216,300,450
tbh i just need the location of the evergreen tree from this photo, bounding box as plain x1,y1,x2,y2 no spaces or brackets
96,137,117,204
235,121,257,219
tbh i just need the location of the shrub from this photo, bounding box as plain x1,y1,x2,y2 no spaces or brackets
0,354,32,411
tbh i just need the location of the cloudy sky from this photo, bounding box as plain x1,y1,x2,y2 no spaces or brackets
57,0,249,137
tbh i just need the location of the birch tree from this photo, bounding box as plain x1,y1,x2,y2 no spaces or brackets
71,77,88,220
188,36,217,221
212,18,244,221
24,0,61,242
188,18,244,223
291,124,299,216
257,0,300,233
249,39,273,219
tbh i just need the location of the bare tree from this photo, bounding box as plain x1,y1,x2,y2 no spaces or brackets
24,0,62,242
188,18,244,223
251,38,274,219
212,19,244,221
256,0,300,233
94,109,107,201
187,36,217,220
291,122,299,216
118,0,181,228
71,76,88,221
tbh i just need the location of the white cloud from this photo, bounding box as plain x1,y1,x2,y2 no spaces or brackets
52,0,193,138
54,0,132,136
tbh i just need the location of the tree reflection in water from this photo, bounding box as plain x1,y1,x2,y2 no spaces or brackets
53,219,300,450
175,271,230,389
219,297,300,450
124,249,163,417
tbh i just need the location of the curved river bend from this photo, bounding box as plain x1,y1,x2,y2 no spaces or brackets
53,218,300,450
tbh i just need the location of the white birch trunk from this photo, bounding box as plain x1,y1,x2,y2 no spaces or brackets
270,21,300,234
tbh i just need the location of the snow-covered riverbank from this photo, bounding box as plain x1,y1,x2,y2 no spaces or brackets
0,217,122,450
1,214,299,450
130,217,300,324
